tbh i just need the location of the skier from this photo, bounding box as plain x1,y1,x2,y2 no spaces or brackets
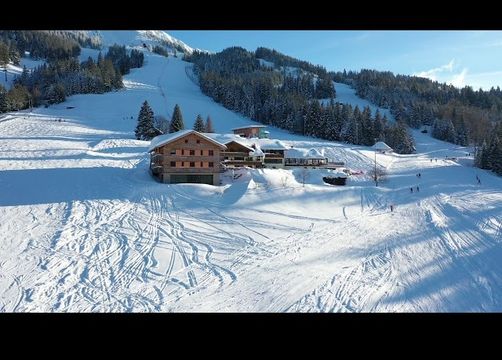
410,187,413,193
390,204,394,212
418,173,421,178
416,186,420,192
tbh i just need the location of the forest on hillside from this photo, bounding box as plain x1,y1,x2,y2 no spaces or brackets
0,31,143,113
184,47,415,154
332,69,502,174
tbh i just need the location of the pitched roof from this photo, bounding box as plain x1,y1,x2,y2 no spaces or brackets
372,141,393,151
148,130,227,152
224,140,255,152
231,124,268,131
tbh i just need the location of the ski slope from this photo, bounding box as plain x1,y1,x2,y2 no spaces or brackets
1,38,502,312
332,82,395,121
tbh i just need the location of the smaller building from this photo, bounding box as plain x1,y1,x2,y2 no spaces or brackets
261,140,288,168
285,148,328,167
232,125,269,139
221,140,263,168
372,141,393,154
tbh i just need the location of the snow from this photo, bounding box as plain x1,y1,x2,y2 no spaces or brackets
257,58,274,68
372,141,393,151
97,30,201,54
231,124,268,130
1,37,502,312
286,147,325,159
330,82,395,121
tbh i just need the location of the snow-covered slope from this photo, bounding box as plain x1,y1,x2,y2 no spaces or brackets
1,43,502,312
332,82,394,121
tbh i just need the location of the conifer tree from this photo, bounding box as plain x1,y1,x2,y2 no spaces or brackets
193,114,205,132
169,104,185,133
205,115,214,133
135,100,156,140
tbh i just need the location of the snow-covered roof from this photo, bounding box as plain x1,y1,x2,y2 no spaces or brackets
332,171,348,178
250,147,264,157
372,141,392,151
204,133,287,151
231,125,268,131
148,130,227,152
306,148,325,158
260,140,288,150
225,140,255,152
286,147,326,159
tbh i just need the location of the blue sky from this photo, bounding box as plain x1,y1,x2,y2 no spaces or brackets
168,31,502,90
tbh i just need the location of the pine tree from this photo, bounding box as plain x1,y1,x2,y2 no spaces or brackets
305,100,322,137
169,104,185,133
0,84,8,113
135,100,156,140
373,110,385,141
0,42,9,82
193,114,205,132
205,115,214,133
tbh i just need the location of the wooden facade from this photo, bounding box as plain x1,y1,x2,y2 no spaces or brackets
150,132,226,185
232,125,267,139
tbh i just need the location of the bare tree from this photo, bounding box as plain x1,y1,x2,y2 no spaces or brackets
368,167,388,186
280,176,289,188
300,168,310,187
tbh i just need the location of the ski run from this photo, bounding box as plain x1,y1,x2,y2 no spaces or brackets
1,33,502,312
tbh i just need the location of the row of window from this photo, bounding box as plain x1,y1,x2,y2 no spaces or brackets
170,161,214,168
169,149,214,156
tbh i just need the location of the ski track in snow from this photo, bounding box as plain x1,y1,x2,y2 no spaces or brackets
1,37,502,312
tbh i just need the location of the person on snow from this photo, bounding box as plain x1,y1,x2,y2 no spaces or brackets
410,187,413,193
416,186,420,192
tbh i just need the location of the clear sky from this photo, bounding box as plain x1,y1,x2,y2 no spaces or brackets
168,30,502,90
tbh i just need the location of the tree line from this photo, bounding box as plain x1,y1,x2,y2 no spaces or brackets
135,101,215,141
332,69,502,148
0,31,80,61
475,123,502,175
183,46,414,153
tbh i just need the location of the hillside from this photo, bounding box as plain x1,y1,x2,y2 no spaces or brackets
1,34,502,312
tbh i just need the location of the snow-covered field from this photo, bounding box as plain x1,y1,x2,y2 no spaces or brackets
1,36,502,312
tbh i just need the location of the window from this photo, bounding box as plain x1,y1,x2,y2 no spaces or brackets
209,150,214,156
190,162,195,167
209,162,214,167
190,150,195,156
170,150,176,155
200,150,203,156
170,161,176,167
196,139,200,144
182,162,185,167
185,139,188,143
200,161,203,167
182,149,185,155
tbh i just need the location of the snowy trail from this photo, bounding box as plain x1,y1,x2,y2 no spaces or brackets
2,40,502,311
